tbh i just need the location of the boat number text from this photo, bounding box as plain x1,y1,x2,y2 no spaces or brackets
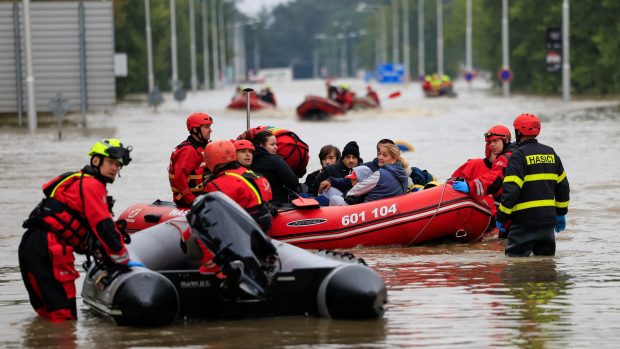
341,204,398,226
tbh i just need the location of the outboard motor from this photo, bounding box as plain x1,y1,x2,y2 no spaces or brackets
186,192,278,299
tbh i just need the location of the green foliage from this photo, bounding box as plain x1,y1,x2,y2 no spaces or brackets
114,0,619,96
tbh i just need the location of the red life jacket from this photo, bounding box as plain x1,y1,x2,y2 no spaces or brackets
204,166,273,209
168,137,207,206
238,126,309,178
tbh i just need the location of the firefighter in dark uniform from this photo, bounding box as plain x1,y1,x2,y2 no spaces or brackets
203,140,274,232
496,114,570,256
19,139,142,322
169,112,213,207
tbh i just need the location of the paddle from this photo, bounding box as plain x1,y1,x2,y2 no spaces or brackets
287,188,320,208
386,90,401,99
243,87,254,130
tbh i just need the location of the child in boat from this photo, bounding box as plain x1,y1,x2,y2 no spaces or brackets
321,143,409,206
304,144,341,196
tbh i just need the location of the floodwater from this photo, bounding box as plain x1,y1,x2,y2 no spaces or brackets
1,79,620,348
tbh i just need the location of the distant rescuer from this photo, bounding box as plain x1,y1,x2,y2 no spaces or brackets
169,112,213,207
496,113,570,256
19,139,143,322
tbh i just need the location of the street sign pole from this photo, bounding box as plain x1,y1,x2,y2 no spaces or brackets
562,0,570,101
501,0,510,97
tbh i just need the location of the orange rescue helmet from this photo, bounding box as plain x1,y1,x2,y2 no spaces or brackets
234,139,255,152
484,125,511,143
204,140,236,172
186,112,213,132
513,113,541,137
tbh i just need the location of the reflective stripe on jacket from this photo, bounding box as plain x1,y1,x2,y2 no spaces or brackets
497,139,570,225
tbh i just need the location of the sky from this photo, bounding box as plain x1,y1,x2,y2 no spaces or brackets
236,0,292,16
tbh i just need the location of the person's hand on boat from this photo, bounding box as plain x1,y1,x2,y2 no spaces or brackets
554,215,566,233
318,180,332,193
496,221,506,234
452,181,469,193
127,260,145,268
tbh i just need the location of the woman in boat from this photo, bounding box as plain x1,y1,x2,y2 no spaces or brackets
321,143,409,205
250,131,300,205
304,144,341,196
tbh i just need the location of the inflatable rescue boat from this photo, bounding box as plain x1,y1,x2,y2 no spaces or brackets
83,192,386,326
296,96,346,120
118,184,492,249
227,93,275,110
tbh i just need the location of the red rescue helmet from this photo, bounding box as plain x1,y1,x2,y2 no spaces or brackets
513,113,541,136
204,140,236,172
186,112,213,132
234,139,255,152
484,125,511,143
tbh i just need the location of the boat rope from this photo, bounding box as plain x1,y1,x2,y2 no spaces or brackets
406,180,449,245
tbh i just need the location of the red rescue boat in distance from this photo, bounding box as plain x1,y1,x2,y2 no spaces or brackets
296,95,346,120
268,185,492,249
117,185,492,249
227,93,275,111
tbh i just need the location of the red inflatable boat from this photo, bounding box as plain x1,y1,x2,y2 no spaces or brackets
227,93,275,111
118,185,492,249
296,96,346,120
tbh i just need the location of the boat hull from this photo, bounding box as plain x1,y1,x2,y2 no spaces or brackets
118,185,492,249
296,95,346,120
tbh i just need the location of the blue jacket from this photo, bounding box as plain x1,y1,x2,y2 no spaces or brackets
347,163,408,202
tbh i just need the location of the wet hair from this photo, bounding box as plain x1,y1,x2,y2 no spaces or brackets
379,143,411,176
376,138,395,152
254,130,275,148
318,145,341,162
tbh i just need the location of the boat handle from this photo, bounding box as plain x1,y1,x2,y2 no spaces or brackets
455,230,468,238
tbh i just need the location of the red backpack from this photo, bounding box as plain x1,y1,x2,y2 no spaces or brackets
238,126,309,178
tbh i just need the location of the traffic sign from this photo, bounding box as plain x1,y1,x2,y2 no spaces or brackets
376,64,404,84
546,50,562,72
497,68,513,82
464,71,475,82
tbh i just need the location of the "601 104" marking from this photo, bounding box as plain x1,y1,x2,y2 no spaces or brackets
341,204,398,226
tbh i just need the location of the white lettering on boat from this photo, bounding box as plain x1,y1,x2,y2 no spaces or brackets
341,204,398,226
169,209,189,217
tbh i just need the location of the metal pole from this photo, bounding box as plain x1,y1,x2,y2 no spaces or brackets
170,0,179,90
465,0,473,85
189,0,197,92
562,0,570,101
436,0,443,77
403,0,410,84
12,3,23,127
339,34,346,77
23,0,37,134
201,0,210,90
313,47,318,78
211,0,219,88
254,28,260,73
380,8,387,64
218,0,225,85
502,0,510,97
392,0,399,64
418,0,425,79
145,0,155,93
243,88,253,130
78,1,87,128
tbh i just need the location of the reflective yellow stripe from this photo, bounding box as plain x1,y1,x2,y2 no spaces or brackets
524,173,558,182
557,171,566,183
499,203,513,215
555,200,569,208
504,175,523,187
50,173,91,197
223,172,262,204
513,199,556,211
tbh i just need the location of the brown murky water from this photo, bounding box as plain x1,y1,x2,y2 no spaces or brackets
1,82,619,348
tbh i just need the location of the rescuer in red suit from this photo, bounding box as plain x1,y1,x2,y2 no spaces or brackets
203,140,274,232
169,112,213,207
19,138,142,322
